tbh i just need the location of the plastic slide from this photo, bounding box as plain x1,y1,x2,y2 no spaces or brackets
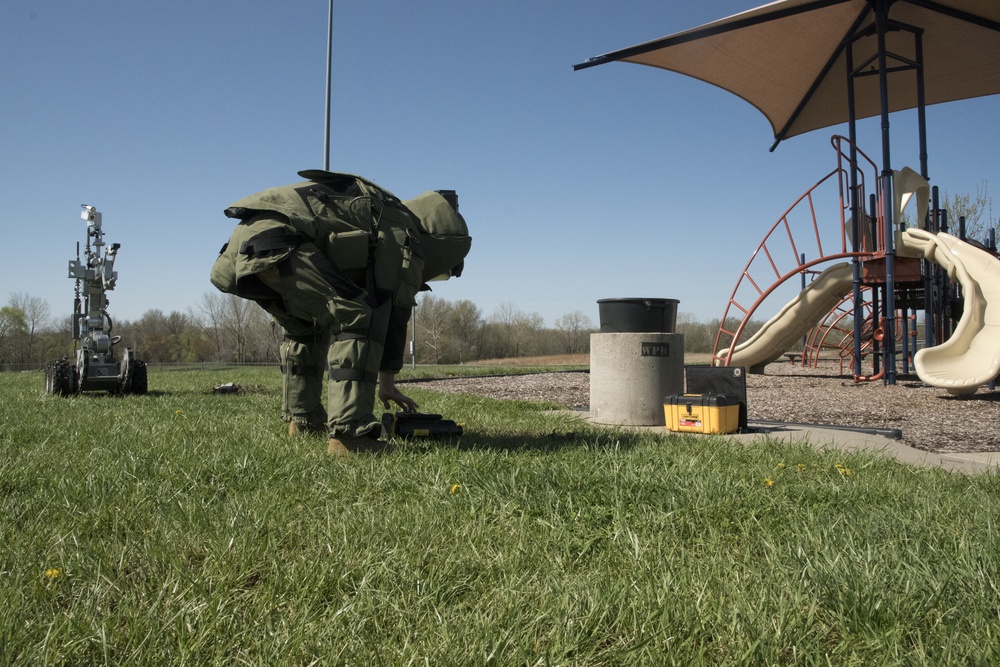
721,262,854,370
897,228,1000,394
717,168,1000,391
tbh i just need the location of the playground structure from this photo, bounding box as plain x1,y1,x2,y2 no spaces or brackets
44,205,148,396
711,136,1000,394
575,0,1000,390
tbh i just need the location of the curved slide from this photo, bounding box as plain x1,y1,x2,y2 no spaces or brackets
719,231,1000,394
897,229,1000,395
721,262,854,370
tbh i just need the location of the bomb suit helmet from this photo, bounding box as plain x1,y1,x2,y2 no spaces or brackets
403,191,472,282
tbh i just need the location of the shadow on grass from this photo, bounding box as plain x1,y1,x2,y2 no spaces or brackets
72,390,172,399
416,429,650,454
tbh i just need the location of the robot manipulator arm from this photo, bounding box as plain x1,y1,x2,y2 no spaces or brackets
102,243,120,290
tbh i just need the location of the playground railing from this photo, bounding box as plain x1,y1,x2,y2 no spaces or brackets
713,136,883,366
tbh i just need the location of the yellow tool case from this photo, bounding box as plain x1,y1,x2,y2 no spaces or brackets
664,393,740,435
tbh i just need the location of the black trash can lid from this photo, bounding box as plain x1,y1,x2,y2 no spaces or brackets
597,298,680,305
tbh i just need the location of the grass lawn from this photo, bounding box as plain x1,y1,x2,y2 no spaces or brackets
1,366,999,665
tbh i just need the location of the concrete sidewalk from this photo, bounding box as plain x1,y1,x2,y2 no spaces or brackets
572,411,1000,474
737,421,1000,474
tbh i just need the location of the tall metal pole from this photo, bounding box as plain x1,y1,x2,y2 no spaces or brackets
847,40,864,380
323,0,333,170
875,1,897,385
915,31,928,181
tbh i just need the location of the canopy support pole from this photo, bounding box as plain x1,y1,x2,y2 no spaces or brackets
916,31,928,181
847,43,864,380
876,0,898,385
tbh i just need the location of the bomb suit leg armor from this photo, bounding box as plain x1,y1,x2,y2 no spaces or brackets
324,297,393,438
247,230,387,438
279,330,329,430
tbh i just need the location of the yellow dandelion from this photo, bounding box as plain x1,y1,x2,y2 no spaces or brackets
44,568,61,581
175,409,183,415
764,478,775,487
450,484,461,494
776,463,786,469
797,464,807,471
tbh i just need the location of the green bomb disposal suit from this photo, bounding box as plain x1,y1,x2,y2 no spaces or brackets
210,170,471,439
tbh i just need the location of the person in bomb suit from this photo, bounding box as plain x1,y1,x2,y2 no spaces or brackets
210,170,471,455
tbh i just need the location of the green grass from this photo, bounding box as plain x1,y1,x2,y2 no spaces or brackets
1,368,999,665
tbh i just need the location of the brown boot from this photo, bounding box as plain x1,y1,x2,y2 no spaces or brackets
288,421,326,437
327,437,353,457
327,435,390,456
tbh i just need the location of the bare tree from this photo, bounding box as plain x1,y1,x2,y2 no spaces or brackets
901,181,994,242
0,306,26,366
413,294,451,364
939,181,992,243
246,306,281,362
7,293,51,364
410,296,484,364
554,311,595,355
195,292,279,363
129,309,171,362
676,312,713,354
196,292,229,359
484,302,545,359
448,299,483,362
483,302,520,359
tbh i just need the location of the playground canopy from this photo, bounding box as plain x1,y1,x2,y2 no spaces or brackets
574,0,1000,150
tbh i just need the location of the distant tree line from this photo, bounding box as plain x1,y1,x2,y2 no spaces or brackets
1,290,759,369
4,184,987,371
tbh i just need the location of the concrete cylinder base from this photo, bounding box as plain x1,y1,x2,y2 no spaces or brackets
589,332,684,426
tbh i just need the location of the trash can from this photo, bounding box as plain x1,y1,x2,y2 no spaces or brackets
598,298,679,333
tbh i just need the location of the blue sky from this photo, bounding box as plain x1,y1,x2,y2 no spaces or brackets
3,0,999,327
